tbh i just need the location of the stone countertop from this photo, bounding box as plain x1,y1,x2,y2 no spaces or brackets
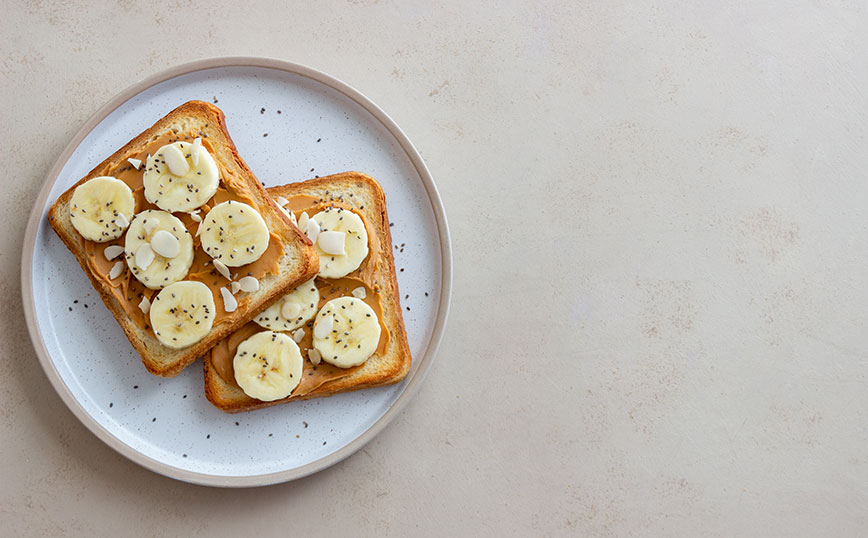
2,1,867,536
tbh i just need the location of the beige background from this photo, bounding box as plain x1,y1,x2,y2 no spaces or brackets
3,1,868,536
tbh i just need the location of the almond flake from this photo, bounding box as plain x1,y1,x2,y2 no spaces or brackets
308,348,322,365
230,281,241,294
191,137,202,166
150,230,180,258
279,205,296,225
162,144,189,176
127,157,142,169
317,231,346,255
220,287,237,313
114,213,129,229
108,261,125,280
292,328,305,343
314,315,333,339
212,259,231,280
305,218,320,243
238,276,259,293
138,296,151,315
103,245,125,260
351,286,367,299
135,244,155,270
276,196,290,207
143,217,159,234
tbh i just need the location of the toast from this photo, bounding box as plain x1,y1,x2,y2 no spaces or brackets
48,101,318,377
203,172,412,412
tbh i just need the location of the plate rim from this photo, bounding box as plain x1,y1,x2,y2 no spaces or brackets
20,56,452,487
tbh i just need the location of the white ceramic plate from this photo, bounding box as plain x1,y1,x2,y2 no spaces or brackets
21,58,451,487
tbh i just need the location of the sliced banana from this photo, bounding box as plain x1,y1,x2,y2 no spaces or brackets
143,140,219,212
149,280,215,349
124,210,194,289
200,200,270,267
311,207,369,278
69,176,135,242
313,296,380,368
233,331,303,401
254,278,319,332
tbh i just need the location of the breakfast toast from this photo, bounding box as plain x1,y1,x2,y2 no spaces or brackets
203,172,411,412
48,101,318,377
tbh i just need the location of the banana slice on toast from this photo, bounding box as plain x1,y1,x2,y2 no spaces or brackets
124,209,194,289
200,200,270,267
143,140,219,213
69,176,135,242
313,296,380,368
310,207,369,278
149,280,216,349
233,331,303,401
253,278,319,332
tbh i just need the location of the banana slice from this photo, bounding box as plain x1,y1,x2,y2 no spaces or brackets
143,140,219,212
233,331,303,401
254,278,319,331
310,207,369,278
69,176,135,242
149,280,216,349
124,209,194,289
313,296,381,368
200,200,269,267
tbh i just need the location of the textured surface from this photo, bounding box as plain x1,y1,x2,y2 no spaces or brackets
3,0,868,536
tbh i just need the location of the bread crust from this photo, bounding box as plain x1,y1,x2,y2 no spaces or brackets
203,172,412,412
48,101,318,377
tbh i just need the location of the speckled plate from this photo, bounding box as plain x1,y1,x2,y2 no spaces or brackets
21,58,451,487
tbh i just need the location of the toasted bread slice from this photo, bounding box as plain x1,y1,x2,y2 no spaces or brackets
48,101,318,377
203,172,411,412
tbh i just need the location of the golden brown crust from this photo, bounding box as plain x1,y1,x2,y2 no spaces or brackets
203,172,412,412
48,101,318,377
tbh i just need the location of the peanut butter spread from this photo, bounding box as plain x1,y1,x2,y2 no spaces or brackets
81,133,284,335
209,195,390,398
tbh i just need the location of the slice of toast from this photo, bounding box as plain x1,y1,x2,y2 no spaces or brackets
48,101,318,377
203,172,412,412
